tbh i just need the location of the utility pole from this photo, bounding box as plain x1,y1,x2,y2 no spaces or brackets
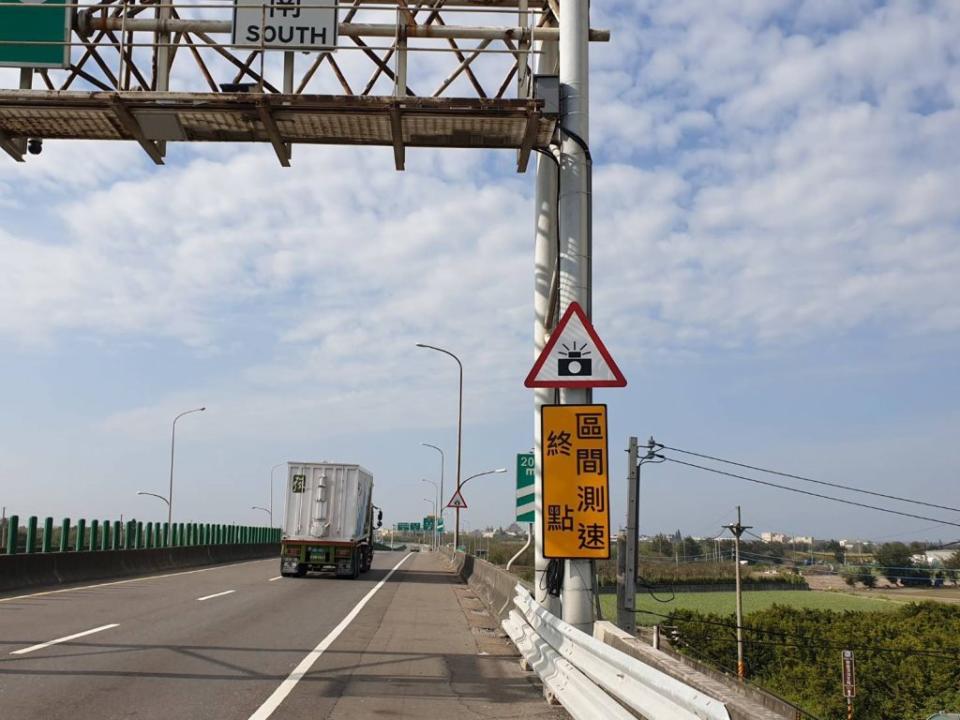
618,437,639,633
723,506,752,681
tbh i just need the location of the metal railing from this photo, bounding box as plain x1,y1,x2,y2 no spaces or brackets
0,1,595,98
1,513,280,554
502,582,733,720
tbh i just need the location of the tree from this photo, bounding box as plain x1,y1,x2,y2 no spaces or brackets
874,542,915,585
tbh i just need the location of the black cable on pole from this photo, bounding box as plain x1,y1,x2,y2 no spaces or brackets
657,443,960,514
661,456,960,530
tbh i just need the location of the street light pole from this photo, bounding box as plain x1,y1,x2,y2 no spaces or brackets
416,344,462,549
137,491,170,509
252,506,271,525
168,406,205,527
456,469,507,550
421,478,439,550
270,463,284,529
423,498,435,550
421,443,445,545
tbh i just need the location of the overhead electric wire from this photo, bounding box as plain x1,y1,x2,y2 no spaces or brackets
658,443,960,514
661,456,960,530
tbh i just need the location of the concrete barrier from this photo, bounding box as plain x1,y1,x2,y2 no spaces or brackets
0,543,279,593
444,549,529,620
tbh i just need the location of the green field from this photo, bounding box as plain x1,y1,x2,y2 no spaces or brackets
599,590,900,625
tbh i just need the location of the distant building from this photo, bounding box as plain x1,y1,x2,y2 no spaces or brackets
761,532,787,543
791,536,814,545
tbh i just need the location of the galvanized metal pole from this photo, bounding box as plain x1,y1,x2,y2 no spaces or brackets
558,0,594,634
532,16,561,617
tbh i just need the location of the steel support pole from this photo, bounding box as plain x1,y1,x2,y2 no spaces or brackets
532,15,560,616
557,0,594,634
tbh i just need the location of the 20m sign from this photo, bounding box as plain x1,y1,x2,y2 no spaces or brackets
0,0,72,68
233,0,338,51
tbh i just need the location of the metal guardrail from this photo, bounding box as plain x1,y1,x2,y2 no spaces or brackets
503,583,732,720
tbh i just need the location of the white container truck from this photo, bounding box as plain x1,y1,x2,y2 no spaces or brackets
280,462,382,579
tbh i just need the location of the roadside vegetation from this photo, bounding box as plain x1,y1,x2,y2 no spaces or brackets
668,602,960,719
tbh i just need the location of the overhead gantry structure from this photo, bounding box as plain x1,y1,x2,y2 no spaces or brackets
0,0,608,169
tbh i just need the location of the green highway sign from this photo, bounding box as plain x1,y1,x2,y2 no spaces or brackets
422,516,445,532
0,0,72,68
516,452,535,522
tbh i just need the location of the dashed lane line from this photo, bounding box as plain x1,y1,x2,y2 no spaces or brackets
197,590,236,602
11,624,120,656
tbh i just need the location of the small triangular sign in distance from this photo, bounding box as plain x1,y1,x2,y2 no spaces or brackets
524,302,627,388
446,489,468,509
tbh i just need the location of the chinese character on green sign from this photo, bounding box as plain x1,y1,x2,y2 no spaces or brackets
0,0,72,69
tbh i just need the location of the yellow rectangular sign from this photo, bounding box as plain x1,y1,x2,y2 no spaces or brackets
541,404,610,559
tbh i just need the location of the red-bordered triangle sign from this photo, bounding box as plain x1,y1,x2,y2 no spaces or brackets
525,302,627,388
446,489,468,509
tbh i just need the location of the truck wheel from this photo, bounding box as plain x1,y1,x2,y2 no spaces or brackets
360,548,371,573
350,548,360,579
294,563,307,578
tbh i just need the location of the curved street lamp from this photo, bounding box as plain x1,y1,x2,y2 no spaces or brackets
168,406,205,526
270,462,284,529
421,443,445,544
137,491,170,508
415,344,462,547
421,478,439,550
252,506,271,525
455,468,506,552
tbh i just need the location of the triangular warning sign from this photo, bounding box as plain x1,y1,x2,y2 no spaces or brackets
446,489,468,509
525,302,627,388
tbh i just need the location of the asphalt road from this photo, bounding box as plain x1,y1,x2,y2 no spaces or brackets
0,551,562,720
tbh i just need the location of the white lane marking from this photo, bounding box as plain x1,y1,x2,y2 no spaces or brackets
247,553,412,720
197,590,236,602
0,558,274,604
268,576,282,582
11,623,119,656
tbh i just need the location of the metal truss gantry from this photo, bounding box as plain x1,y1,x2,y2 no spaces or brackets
0,0,608,169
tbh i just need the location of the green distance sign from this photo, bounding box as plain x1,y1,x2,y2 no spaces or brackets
516,452,535,522
0,0,72,69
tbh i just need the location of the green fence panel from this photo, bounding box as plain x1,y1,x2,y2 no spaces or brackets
203,524,209,545
123,520,133,550
101,520,110,551
172,523,179,546
162,522,169,547
42,516,53,553
145,522,153,549
112,521,121,550
59,517,70,552
179,523,186,546
155,522,162,548
5,514,18,554
25,516,37,554
76,519,86,552
89,520,99,551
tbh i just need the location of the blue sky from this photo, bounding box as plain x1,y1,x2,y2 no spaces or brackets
1,1,959,542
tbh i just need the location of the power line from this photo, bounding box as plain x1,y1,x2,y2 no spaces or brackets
661,456,960,530
658,443,960,514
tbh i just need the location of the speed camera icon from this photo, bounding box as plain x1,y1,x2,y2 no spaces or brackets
558,342,592,377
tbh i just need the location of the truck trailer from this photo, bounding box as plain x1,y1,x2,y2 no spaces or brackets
280,462,381,579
